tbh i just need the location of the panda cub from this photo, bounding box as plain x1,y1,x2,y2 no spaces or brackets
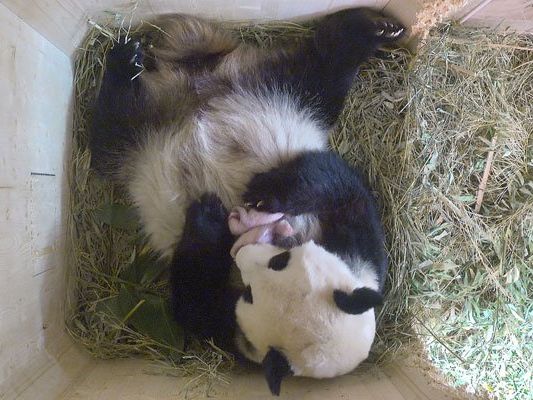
89,7,404,395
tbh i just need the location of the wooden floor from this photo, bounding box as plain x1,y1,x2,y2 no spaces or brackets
60,359,403,400
59,358,465,400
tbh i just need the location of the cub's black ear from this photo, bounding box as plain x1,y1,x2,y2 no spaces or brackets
262,348,293,396
333,287,383,315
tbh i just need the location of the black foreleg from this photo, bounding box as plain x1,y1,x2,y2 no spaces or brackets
169,194,239,350
243,151,364,215
89,39,152,175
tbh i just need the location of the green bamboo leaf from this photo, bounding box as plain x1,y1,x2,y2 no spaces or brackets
128,293,185,350
95,296,124,320
94,204,140,231
117,285,141,321
111,285,183,351
140,257,168,285
120,252,168,285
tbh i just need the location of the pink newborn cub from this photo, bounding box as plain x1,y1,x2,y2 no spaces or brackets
228,207,294,258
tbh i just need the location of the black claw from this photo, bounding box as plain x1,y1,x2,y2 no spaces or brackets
372,18,405,42
106,38,144,81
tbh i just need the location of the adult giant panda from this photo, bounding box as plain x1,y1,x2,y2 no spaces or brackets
90,7,404,395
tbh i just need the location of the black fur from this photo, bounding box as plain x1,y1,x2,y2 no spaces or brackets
262,348,293,396
243,8,405,126
89,38,189,175
169,194,239,350
242,285,253,304
89,39,153,175
105,39,144,82
244,151,387,291
90,9,405,175
90,7,399,360
333,287,383,315
267,251,291,271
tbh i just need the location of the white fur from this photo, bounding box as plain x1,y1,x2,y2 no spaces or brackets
128,91,327,258
235,241,378,378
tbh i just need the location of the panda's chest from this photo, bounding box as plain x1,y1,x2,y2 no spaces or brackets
191,91,328,201
127,91,327,257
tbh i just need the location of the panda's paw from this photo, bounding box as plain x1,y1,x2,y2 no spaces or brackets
372,18,405,42
318,8,405,48
243,197,283,214
243,176,284,214
106,38,144,81
183,193,231,247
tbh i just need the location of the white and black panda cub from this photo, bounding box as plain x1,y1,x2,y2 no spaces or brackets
90,7,404,395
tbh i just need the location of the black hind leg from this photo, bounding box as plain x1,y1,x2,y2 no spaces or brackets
314,8,405,65
105,39,145,83
90,15,239,177
311,8,405,124
248,8,405,127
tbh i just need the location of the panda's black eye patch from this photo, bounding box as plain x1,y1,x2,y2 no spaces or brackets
268,251,291,271
242,285,253,304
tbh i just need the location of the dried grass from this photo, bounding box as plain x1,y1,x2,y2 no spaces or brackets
411,0,467,39
403,25,532,399
336,24,532,399
66,10,531,399
65,13,235,396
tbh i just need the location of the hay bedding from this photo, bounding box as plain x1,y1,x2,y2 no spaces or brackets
67,10,532,400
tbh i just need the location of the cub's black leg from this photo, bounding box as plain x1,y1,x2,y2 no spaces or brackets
243,151,364,215
170,194,239,350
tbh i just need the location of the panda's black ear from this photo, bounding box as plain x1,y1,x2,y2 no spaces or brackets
333,287,383,315
262,348,293,396
268,251,291,271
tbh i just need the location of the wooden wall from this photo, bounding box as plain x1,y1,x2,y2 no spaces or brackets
458,0,533,32
0,0,388,55
0,0,531,57
0,3,92,399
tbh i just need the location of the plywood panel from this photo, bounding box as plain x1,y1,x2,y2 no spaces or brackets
382,0,421,28
146,0,388,20
0,0,391,56
0,0,86,55
462,0,533,33
60,359,408,400
0,3,90,399
1,0,531,56
60,357,474,400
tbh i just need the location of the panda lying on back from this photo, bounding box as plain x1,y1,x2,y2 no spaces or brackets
90,8,404,395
